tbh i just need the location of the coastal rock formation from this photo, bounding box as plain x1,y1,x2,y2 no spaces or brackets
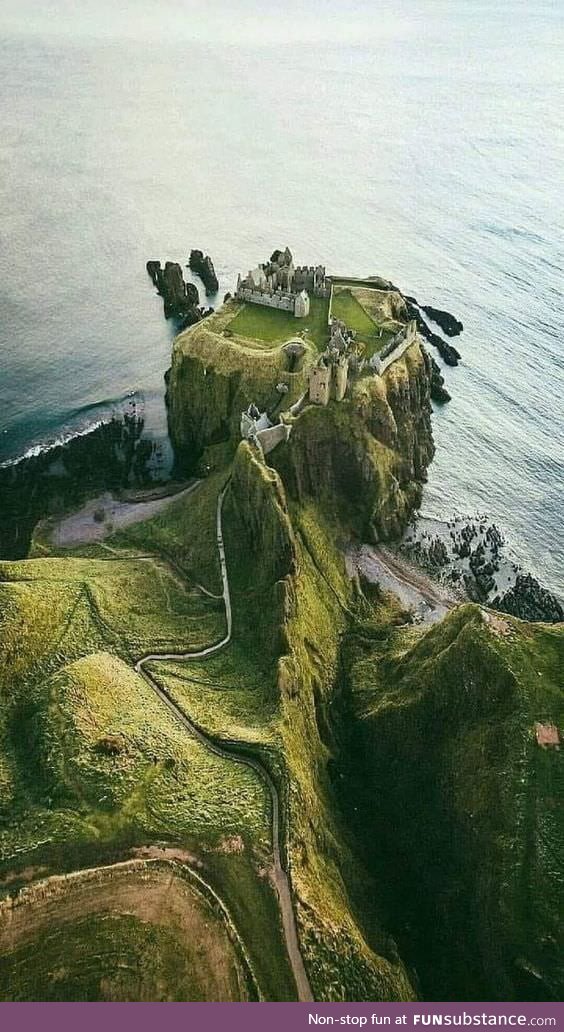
146,260,201,319
0,411,151,560
493,573,564,623
166,312,312,471
404,297,461,366
230,440,297,587
400,516,563,623
168,305,435,541
427,352,451,403
189,249,219,295
271,342,435,541
405,297,463,337
420,303,463,336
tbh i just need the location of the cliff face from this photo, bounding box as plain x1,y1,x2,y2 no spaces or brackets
224,443,415,1001
166,312,310,471
230,441,297,587
272,342,434,541
347,606,564,1001
168,305,434,538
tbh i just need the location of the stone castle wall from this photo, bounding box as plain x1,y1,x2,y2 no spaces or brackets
309,365,331,406
373,320,418,375
236,286,295,313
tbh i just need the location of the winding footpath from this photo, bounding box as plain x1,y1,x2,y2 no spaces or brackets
134,486,313,1003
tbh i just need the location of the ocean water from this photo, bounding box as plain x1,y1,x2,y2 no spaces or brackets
1,1,562,593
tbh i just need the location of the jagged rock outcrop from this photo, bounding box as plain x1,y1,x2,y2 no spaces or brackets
230,440,297,586
428,351,451,403
405,297,463,337
146,260,201,319
493,573,564,623
420,303,463,336
189,250,219,295
404,297,461,366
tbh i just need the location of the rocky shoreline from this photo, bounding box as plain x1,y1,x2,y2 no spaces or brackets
398,513,563,623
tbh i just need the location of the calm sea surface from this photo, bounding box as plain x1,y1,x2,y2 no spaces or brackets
1,1,563,593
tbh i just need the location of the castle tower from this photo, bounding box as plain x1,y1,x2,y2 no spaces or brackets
294,290,310,319
309,362,331,406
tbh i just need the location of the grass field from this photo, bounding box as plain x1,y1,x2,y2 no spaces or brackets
0,861,253,1001
227,297,330,350
156,646,279,747
331,288,378,339
331,287,395,359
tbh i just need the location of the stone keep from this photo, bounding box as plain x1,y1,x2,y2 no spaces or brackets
309,364,331,406
235,248,328,318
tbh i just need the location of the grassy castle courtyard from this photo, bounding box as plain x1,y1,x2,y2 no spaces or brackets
226,296,330,350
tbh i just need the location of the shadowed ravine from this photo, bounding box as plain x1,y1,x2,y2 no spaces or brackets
134,484,313,1003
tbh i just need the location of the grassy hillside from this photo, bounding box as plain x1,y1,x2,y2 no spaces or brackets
203,443,415,1001
346,604,564,1001
0,477,297,1001
3,320,560,1004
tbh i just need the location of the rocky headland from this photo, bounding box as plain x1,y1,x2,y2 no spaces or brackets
0,248,561,1004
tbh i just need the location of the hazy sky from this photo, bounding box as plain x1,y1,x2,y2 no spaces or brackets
1,0,414,45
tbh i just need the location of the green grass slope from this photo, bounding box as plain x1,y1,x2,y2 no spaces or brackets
0,479,298,1001
227,297,329,350
347,604,564,1001
212,443,415,1001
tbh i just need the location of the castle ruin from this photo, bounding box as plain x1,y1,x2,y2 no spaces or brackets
240,403,292,455
236,247,332,319
308,317,354,406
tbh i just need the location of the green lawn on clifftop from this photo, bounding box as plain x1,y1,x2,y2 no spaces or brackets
227,297,329,349
331,288,390,357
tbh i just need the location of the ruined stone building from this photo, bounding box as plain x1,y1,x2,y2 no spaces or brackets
235,247,332,319
240,403,292,455
308,353,349,406
307,317,353,405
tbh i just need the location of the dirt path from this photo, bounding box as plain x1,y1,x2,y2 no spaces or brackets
135,486,313,1003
